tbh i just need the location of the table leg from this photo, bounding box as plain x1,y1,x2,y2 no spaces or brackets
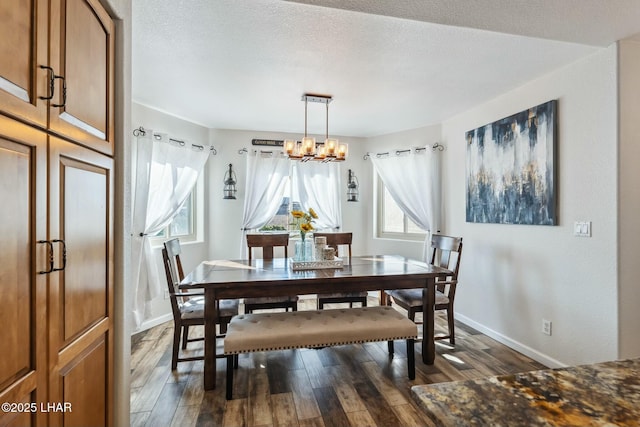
423,278,436,364
204,288,218,390
379,289,389,306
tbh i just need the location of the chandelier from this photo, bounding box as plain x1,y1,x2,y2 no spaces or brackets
283,94,348,161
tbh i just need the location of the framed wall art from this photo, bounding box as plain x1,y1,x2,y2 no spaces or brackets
466,100,557,225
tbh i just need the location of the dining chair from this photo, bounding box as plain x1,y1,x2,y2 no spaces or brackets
162,238,239,370
314,232,368,309
244,233,298,313
385,234,463,345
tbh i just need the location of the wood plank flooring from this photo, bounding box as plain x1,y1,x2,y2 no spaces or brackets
130,298,546,427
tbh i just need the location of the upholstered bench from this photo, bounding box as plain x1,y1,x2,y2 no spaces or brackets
223,306,418,399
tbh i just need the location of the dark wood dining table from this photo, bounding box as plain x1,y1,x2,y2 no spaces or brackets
180,255,452,390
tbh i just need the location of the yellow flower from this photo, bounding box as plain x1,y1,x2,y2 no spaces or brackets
290,207,319,235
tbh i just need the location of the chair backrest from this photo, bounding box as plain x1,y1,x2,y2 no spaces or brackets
162,238,185,318
246,233,289,260
313,232,352,262
430,234,463,292
164,238,185,280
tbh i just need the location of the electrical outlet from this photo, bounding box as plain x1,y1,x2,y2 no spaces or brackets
164,290,170,300
542,319,552,336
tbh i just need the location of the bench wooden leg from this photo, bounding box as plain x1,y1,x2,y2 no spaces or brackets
226,355,234,400
407,339,415,380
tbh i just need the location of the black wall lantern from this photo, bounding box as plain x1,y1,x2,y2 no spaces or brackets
347,169,359,202
223,163,237,199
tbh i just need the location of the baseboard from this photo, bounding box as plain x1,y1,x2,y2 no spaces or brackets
133,313,173,335
455,312,566,369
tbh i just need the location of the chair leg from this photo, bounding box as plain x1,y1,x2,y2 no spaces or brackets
226,355,234,400
447,308,455,345
220,320,228,335
407,339,415,380
362,297,367,307
182,325,189,349
172,324,181,370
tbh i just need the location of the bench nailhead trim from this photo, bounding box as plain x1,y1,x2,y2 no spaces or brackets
224,335,417,355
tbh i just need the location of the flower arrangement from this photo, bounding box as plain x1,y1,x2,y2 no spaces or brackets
290,207,318,241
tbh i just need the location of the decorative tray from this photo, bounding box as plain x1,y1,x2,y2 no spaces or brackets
289,257,344,271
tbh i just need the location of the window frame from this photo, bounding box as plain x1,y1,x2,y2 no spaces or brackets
149,179,200,245
258,175,304,238
375,175,426,241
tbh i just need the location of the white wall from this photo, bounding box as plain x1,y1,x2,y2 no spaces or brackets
440,46,619,367
103,0,132,425
618,39,640,358
358,46,623,367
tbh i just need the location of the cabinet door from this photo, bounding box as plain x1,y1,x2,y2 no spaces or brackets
0,0,49,127
48,136,114,427
49,0,115,155
0,117,48,427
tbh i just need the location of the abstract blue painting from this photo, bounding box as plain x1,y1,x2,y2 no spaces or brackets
466,100,557,225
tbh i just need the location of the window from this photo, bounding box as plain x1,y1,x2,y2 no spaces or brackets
376,177,425,240
255,161,340,235
259,176,302,233
151,188,197,243
169,191,195,236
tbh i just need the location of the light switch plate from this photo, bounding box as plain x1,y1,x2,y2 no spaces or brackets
574,221,591,237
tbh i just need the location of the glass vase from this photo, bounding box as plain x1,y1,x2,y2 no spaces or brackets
294,240,305,261
304,239,314,261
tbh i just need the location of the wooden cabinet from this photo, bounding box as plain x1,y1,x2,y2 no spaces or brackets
47,137,114,427
0,0,115,155
0,117,48,427
0,1,116,426
0,124,115,427
0,0,49,128
49,0,115,155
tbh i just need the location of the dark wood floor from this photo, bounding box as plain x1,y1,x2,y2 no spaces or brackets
130,298,546,427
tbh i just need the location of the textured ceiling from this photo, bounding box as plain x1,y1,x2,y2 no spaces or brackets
132,0,640,138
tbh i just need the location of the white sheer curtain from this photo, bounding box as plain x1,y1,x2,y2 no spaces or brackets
240,151,290,258
131,130,210,328
370,147,441,261
291,161,342,230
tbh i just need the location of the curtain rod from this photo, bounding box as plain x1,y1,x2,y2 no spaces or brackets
363,143,444,160
133,126,217,155
238,147,286,157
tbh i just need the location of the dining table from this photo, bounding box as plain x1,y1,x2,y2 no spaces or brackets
180,254,453,390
